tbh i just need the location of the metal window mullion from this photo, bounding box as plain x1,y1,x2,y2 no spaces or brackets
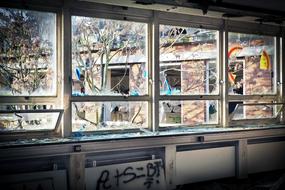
62,6,72,137
222,21,229,127
275,37,280,97
56,10,63,117
273,36,280,119
70,96,151,102
147,21,153,131
281,28,285,123
0,97,58,104
159,95,220,101
217,28,223,127
276,34,284,124
228,95,277,101
152,12,160,132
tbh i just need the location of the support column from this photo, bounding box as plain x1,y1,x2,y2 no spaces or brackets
236,139,248,179
165,145,176,190
69,153,85,190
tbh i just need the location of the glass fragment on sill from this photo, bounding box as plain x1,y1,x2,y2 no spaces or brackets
71,16,148,96
0,8,57,96
0,109,62,132
159,25,218,95
72,101,148,132
159,100,218,127
229,101,283,121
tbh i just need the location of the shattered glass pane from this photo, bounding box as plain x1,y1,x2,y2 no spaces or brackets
0,8,57,96
0,110,61,132
159,25,218,95
228,33,275,95
71,16,148,96
159,100,218,126
229,101,278,120
72,101,148,132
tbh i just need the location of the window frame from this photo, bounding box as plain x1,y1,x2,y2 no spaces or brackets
0,2,284,140
156,12,222,129
68,9,153,134
0,5,63,140
225,23,282,126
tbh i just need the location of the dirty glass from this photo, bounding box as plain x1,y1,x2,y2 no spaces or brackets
72,101,148,131
228,33,275,95
0,8,56,96
0,110,61,132
159,100,218,126
0,104,55,111
229,101,278,120
72,16,148,96
159,25,218,95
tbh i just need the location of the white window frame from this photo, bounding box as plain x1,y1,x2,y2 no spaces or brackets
155,12,222,130
225,22,283,126
0,5,63,140
66,7,153,135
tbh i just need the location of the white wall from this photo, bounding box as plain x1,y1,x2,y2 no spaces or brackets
175,146,236,184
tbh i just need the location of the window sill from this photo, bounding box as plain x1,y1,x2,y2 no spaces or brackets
0,124,284,148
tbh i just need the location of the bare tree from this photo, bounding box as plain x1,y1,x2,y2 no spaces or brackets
0,9,55,95
72,17,146,127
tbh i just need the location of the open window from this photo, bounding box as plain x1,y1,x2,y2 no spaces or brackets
228,32,280,126
0,7,61,139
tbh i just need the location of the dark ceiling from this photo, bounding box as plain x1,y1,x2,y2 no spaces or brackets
222,0,285,12
84,0,285,24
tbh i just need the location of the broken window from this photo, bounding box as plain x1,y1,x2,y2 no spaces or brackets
228,32,279,125
159,25,219,127
71,16,148,131
159,25,218,95
0,8,61,135
72,101,148,132
159,100,218,126
0,107,62,132
71,16,147,96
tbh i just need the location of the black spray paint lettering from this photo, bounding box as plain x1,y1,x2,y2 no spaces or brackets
96,161,162,190
114,166,136,186
144,161,161,189
96,170,112,190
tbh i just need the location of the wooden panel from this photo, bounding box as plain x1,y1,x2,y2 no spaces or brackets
248,141,285,173
175,147,235,184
